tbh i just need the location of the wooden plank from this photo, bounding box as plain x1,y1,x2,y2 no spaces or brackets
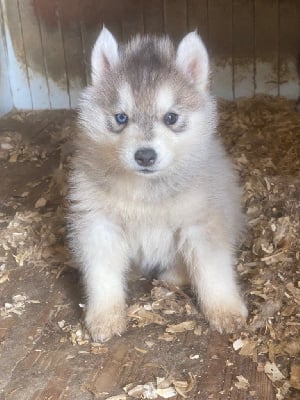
143,0,164,35
80,3,122,84
208,0,233,99
223,355,275,400
80,0,124,85
32,365,73,400
101,1,122,42
164,0,188,43
279,0,300,98
87,342,129,394
58,1,87,108
77,1,103,86
0,0,13,116
18,0,50,109
80,23,100,86
198,332,275,400
254,0,279,96
104,19,122,43
2,0,33,109
121,0,144,41
35,0,70,109
232,0,255,99
187,0,208,45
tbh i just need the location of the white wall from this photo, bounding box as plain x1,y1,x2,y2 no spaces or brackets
0,0,13,116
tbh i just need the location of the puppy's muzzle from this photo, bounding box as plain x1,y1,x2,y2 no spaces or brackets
134,147,157,167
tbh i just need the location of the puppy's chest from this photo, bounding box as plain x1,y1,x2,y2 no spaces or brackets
106,191,207,269
127,221,178,270
116,203,178,270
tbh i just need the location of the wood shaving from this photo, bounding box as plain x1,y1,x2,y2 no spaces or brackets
90,345,108,355
127,304,167,327
125,382,158,399
264,362,285,382
0,96,299,399
238,340,257,358
235,375,250,390
57,321,90,346
223,96,300,398
1,294,28,317
34,197,47,208
134,346,148,354
165,321,195,334
158,333,174,342
123,374,195,399
173,373,196,398
105,395,127,400
233,338,244,351
193,325,202,336
289,363,300,390
0,272,9,284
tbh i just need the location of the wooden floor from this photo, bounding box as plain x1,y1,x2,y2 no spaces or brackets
0,109,284,400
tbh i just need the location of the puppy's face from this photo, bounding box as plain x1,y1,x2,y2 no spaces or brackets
79,29,216,179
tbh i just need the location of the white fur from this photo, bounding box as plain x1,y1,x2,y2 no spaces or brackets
156,85,175,112
75,210,128,341
117,82,135,112
70,160,247,341
91,27,119,84
176,31,210,89
179,224,247,331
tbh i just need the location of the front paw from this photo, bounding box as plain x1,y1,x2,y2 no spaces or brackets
85,304,127,342
203,297,248,334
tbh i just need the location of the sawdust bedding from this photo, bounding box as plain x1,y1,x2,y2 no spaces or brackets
219,96,300,399
0,95,299,399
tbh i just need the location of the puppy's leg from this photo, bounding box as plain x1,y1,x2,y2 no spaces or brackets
73,213,128,342
180,226,247,333
158,258,190,287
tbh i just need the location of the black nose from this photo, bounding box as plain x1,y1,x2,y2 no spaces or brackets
134,148,157,167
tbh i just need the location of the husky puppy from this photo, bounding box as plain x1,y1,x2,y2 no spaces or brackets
69,27,248,342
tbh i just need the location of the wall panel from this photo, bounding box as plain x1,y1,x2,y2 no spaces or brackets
233,0,255,98
19,0,51,109
1,0,299,115
35,0,70,108
143,0,164,35
208,0,233,99
0,1,13,116
164,0,187,43
254,0,279,95
2,0,33,110
279,0,300,98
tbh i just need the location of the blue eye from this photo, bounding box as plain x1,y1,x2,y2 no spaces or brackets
163,112,178,126
115,113,128,125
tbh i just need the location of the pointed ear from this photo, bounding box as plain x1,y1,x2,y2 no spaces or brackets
91,27,119,84
176,31,209,90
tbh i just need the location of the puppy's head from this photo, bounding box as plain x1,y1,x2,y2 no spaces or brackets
78,28,216,179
